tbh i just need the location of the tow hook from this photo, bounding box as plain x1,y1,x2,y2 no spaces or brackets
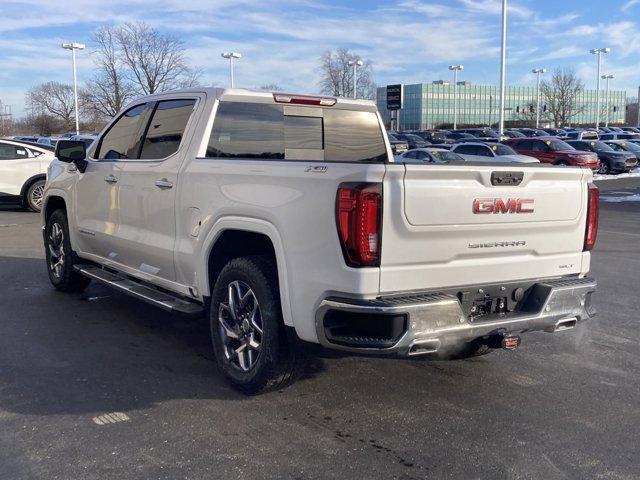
501,335,521,350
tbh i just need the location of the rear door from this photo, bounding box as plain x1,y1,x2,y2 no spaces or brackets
379,164,588,293
0,142,39,195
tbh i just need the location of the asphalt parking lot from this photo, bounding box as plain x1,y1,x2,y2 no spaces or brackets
1,178,639,480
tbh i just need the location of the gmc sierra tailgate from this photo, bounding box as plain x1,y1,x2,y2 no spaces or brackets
379,163,591,294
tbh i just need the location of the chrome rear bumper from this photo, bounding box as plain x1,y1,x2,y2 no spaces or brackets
315,277,596,356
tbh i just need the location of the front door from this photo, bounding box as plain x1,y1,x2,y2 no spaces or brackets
115,97,199,283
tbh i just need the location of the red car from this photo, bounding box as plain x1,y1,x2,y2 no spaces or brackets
504,137,600,170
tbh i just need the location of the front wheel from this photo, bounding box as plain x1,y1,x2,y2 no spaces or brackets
555,160,570,167
209,256,299,394
25,179,46,212
598,161,611,175
44,209,91,292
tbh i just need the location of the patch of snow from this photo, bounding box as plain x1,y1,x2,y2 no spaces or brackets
594,168,640,181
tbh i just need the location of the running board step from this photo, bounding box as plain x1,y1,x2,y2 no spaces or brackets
74,265,204,316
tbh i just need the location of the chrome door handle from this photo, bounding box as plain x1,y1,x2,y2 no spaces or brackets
104,174,118,184
155,178,173,189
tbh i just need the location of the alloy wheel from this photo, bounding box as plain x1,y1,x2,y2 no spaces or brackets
218,280,263,372
31,184,45,209
48,223,65,279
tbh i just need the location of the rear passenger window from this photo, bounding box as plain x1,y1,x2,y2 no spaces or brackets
207,102,284,159
206,102,387,163
518,140,534,150
96,103,152,160
475,146,493,157
0,143,29,160
139,99,196,159
315,109,386,162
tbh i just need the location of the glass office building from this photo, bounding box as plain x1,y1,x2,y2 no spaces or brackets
376,82,627,130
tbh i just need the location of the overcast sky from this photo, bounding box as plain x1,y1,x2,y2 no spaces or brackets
1,0,639,116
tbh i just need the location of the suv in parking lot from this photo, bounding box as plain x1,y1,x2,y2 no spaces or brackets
0,139,55,211
566,140,637,174
43,88,598,393
504,137,600,170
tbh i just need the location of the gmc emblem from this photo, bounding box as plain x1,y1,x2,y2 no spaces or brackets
473,198,534,214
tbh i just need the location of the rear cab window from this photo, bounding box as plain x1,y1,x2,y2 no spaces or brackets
206,101,387,163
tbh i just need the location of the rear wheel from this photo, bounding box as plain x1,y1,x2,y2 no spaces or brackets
24,179,45,212
44,209,91,292
209,256,299,394
555,160,570,167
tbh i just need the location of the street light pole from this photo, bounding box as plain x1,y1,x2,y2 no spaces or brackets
498,0,507,136
448,65,464,130
348,59,364,99
601,74,614,127
221,52,242,88
589,47,610,129
532,68,546,128
62,42,85,135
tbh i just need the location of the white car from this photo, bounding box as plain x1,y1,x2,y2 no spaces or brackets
397,147,465,163
0,139,55,211
452,142,539,163
42,88,597,394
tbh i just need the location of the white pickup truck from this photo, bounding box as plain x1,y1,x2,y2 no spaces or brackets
43,88,598,394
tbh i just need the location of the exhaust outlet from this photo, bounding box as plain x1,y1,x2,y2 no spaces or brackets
408,339,440,356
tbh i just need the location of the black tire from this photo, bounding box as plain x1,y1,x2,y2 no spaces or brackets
555,160,570,166
24,178,46,212
598,161,611,175
44,209,91,293
209,256,299,395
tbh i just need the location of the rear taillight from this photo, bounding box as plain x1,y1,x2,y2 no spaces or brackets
336,183,382,267
584,183,599,251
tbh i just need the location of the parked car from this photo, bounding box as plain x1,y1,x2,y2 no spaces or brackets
451,142,539,163
70,134,98,149
458,128,501,139
541,128,567,137
503,130,526,138
566,140,638,175
504,137,599,170
443,132,475,143
565,130,600,140
396,147,465,163
409,130,449,144
387,133,409,154
42,87,598,394
599,132,639,141
393,133,430,149
37,137,60,147
621,127,640,134
603,140,640,161
0,139,55,211
518,128,548,137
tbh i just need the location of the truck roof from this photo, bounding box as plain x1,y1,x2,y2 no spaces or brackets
131,87,378,112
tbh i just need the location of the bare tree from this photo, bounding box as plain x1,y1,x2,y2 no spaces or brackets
116,22,200,95
318,49,376,99
540,68,586,127
26,82,76,127
83,26,135,118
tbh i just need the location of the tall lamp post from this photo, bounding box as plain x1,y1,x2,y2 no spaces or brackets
61,42,85,135
348,59,364,99
589,47,610,129
601,74,614,127
498,0,507,136
532,68,546,128
221,52,241,88
448,65,464,129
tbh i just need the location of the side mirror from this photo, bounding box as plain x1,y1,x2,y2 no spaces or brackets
55,140,88,173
